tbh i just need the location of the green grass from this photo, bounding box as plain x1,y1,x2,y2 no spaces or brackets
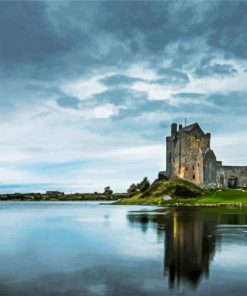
197,189,247,205
116,187,247,206
115,193,163,205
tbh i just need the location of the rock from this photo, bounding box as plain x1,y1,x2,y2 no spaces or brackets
163,195,172,201
158,171,169,180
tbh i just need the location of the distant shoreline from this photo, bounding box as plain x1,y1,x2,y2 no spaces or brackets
1,182,247,208
1,196,247,208
0,192,126,202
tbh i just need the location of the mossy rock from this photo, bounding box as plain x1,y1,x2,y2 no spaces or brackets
141,177,203,199
173,185,201,198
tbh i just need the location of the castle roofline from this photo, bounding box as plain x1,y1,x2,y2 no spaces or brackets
179,122,198,133
170,122,209,137
176,122,206,136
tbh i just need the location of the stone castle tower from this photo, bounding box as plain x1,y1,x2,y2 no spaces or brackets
164,122,247,188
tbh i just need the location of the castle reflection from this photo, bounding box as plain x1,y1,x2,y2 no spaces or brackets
127,208,246,290
164,209,216,289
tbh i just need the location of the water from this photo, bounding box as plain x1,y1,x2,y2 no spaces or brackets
0,202,246,296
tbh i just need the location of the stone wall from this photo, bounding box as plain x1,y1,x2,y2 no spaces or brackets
217,166,247,188
203,150,217,186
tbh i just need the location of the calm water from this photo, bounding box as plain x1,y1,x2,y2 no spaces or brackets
0,202,246,296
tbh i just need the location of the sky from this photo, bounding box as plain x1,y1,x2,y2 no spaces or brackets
0,0,247,193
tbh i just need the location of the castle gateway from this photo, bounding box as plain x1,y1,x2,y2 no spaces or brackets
164,122,247,188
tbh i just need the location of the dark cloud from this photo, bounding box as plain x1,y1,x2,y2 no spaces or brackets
194,63,237,77
100,75,143,87
1,1,246,82
208,2,247,59
92,88,135,106
91,88,167,121
0,1,72,63
175,93,205,98
96,2,168,37
95,1,209,54
93,1,247,64
116,99,167,119
157,68,189,85
56,96,80,109
207,92,247,113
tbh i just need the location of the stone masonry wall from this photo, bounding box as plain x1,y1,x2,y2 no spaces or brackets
217,166,247,188
166,125,211,186
203,150,217,186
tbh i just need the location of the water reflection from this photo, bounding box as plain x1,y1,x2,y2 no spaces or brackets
164,209,216,289
127,207,247,290
0,203,246,295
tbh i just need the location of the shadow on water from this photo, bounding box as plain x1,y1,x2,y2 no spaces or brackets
127,207,247,290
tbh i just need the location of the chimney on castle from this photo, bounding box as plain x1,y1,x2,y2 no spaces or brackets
179,124,183,130
171,123,177,135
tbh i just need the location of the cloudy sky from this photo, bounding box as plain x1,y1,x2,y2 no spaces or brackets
0,0,247,193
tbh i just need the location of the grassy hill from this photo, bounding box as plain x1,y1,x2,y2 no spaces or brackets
116,177,247,206
141,177,203,198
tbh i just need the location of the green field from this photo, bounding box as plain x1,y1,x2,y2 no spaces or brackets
197,189,247,205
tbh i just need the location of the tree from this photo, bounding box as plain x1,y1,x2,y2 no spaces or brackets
104,186,113,195
137,177,150,193
127,183,138,197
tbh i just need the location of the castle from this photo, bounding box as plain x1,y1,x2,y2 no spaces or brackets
162,122,247,188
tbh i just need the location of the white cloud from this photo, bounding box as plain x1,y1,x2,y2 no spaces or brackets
211,131,247,164
134,111,173,122
0,166,40,183
126,64,159,80
0,99,165,192
128,57,247,105
106,144,164,161
184,71,247,95
131,81,174,101
61,76,107,100
49,99,123,120
90,103,120,119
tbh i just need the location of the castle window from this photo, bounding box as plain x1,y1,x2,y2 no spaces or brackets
185,167,188,171
192,166,195,170
198,163,200,167
193,174,195,180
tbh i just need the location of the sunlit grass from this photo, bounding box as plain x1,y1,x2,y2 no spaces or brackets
116,187,247,206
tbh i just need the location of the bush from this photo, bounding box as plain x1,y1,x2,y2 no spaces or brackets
127,183,138,197
104,186,113,195
137,177,150,193
127,177,150,198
